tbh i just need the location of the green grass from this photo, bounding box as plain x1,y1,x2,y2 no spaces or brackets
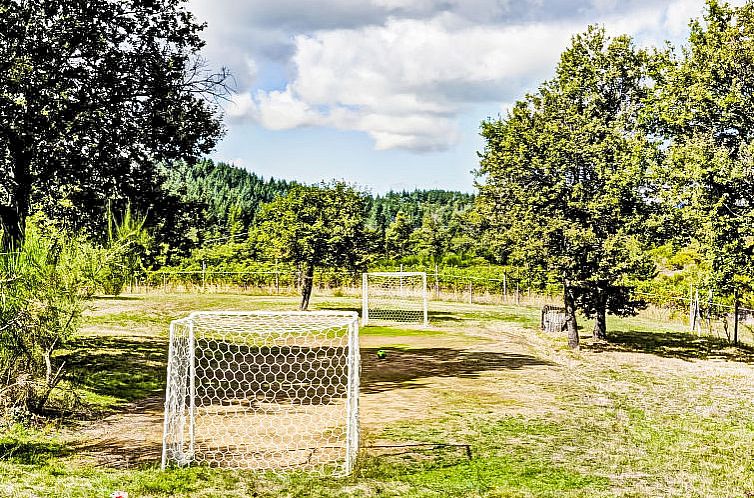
361,326,444,337
3,293,754,496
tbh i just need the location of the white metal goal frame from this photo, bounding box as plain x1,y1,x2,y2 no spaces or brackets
362,272,429,327
161,310,360,475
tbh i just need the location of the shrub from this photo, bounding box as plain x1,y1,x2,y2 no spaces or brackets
0,218,95,416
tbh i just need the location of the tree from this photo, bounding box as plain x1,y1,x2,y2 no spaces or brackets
255,182,369,310
657,0,754,300
476,26,658,347
411,212,451,266
0,0,228,250
385,210,414,259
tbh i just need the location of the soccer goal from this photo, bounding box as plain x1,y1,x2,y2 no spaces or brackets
362,272,428,326
161,311,360,474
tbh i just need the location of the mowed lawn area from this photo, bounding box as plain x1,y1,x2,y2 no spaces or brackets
2,293,754,497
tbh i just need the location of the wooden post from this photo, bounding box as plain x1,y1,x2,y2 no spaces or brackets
515,283,520,306
503,273,507,303
275,258,280,294
434,263,439,298
468,281,472,305
202,261,207,291
689,283,692,328
734,291,739,345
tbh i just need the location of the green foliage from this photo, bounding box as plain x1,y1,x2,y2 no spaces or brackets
657,0,754,296
0,0,227,250
254,182,369,309
411,213,452,266
0,217,95,416
475,26,659,342
385,210,414,259
98,205,151,296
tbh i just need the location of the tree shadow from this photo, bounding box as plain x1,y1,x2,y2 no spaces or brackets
64,335,168,410
583,329,754,363
69,395,165,469
317,304,464,324
360,347,552,393
90,295,142,301
0,438,72,465
57,335,552,469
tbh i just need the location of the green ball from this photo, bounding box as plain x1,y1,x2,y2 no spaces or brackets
376,349,387,360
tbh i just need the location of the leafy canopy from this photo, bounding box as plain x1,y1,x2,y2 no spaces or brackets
0,0,227,248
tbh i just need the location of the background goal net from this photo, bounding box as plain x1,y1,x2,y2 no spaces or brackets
161,311,360,474
362,272,428,326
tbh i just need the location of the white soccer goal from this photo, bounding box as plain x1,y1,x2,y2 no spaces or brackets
161,311,360,474
362,272,428,326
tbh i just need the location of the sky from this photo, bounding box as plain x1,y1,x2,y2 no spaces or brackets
185,0,725,194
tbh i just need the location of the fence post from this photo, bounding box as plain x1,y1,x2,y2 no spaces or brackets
515,283,520,306
734,291,739,345
202,261,207,291
434,264,439,299
503,273,507,303
468,281,472,305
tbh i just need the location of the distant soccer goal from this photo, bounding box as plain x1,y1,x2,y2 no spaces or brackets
161,311,360,474
362,272,428,326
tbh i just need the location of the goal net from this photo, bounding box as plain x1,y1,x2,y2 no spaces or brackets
161,311,360,474
362,272,428,326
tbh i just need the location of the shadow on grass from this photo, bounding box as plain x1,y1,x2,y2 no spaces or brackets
91,295,143,301
0,438,72,464
361,347,552,393
314,303,466,324
64,335,168,410
583,329,754,362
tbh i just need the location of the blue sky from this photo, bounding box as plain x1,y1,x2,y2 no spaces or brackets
187,0,724,193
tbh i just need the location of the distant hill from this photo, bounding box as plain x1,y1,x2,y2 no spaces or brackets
162,159,475,243
162,159,294,239
367,190,475,230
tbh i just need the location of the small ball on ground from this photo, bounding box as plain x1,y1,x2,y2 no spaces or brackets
376,349,387,360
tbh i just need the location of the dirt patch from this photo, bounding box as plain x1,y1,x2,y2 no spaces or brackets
65,396,164,468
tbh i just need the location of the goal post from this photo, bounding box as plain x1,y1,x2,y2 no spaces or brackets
362,272,428,327
161,311,360,474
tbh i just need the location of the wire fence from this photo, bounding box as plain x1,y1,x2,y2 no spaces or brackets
636,290,754,346
123,269,754,347
128,268,560,308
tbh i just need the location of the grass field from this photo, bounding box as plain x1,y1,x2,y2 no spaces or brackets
2,292,754,497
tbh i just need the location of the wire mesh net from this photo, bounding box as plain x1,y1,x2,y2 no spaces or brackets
540,305,566,334
161,311,360,474
362,272,428,326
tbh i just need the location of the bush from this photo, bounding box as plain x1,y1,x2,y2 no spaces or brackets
0,218,95,416
97,205,151,296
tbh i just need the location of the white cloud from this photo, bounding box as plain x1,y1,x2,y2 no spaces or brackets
236,16,576,151
253,87,323,130
191,0,722,152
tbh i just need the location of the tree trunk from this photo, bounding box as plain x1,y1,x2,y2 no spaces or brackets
299,263,315,310
1,141,32,251
0,204,25,251
593,286,608,341
564,282,579,350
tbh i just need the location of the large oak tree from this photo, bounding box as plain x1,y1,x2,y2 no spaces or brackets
0,0,227,250
476,26,658,347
